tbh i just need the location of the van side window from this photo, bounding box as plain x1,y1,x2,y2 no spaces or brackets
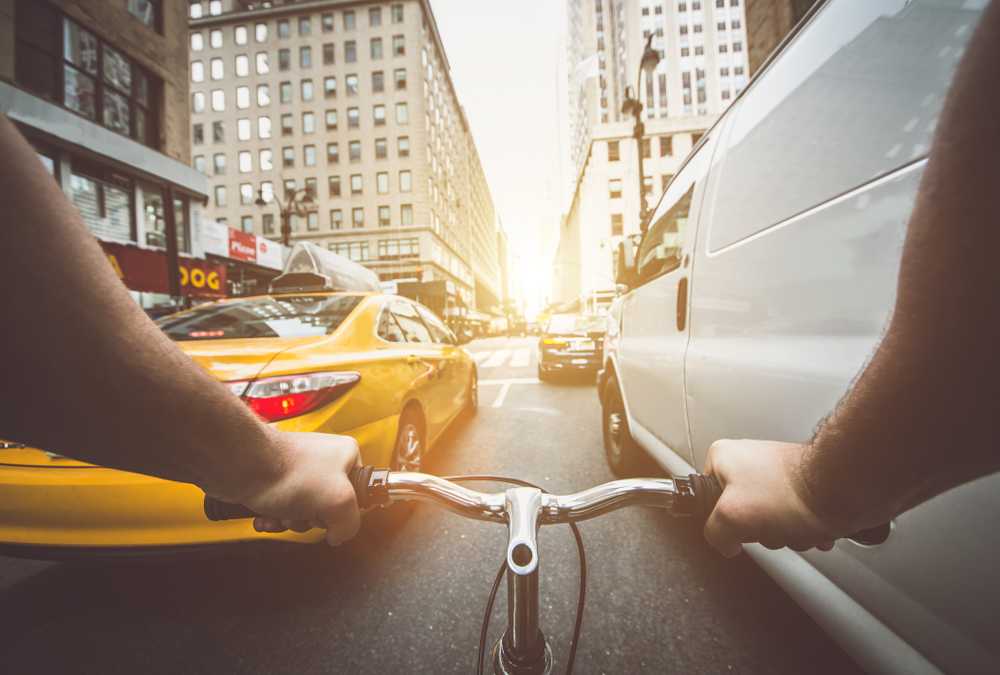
708,0,982,252
377,307,405,343
391,301,433,344
635,137,714,284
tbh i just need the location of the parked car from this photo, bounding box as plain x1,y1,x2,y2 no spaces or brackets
537,314,605,381
599,1,996,673
0,291,477,558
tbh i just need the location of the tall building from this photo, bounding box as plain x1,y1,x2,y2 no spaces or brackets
188,0,502,313
0,0,213,309
555,0,748,305
745,0,816,75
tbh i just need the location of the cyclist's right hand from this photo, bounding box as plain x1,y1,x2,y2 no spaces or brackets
702,439,838,558
207,430,361,546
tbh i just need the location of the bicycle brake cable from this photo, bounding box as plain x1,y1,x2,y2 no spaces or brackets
444,476,587,675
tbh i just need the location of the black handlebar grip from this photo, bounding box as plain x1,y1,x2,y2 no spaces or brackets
203,465,373,521
687,473,723,520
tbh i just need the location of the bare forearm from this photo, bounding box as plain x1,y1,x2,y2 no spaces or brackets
0,115,282,501
801,3,1000,530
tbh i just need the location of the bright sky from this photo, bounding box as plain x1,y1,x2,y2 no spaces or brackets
429,0,566,317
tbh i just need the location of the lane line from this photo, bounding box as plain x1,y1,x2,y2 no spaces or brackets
492,382,512,408
509,348,530,368
481,349,510,368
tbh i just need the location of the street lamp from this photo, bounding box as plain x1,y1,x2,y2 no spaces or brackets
256,185,315,247
620,34,661,232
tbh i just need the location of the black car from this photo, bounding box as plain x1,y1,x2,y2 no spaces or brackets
537,314,606,381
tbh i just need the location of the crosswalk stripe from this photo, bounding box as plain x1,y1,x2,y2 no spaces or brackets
481,349,510,368
509,348,530,368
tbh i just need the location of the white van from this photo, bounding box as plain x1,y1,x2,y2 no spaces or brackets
600,1,996,673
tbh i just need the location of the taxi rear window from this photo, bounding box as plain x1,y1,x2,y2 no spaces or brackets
157,295,363,341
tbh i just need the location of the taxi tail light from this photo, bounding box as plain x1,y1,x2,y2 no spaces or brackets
235,371,361,423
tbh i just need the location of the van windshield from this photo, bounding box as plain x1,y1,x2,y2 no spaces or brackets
157,295,363,341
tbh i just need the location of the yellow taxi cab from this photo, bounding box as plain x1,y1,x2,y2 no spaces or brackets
0,245,477,558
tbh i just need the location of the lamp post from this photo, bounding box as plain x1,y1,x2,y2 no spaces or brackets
620,35,661,233
256,185,315,247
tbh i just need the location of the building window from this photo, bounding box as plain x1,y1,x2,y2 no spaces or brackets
299,16,311,36
191,33,204,51
733,42,743,52
279,48,291,70
349,140,362,161
212,120,224,143
262,213,275,235
302,111,315,134
256,51,270,74
348,107,360,128
608,179,622,199
236,54,250,77
371,37,384,60
719,44,728,53
327,143,340,165
330,209,343,229
214,185,227,207
69,168,135,243
323,43,335,65
210,57,224,80
127,0,160,30
394,68,407,90
322,13,334,33
237,117,251,140
210,28,222,48
213,153,225,174
194,154,206,173
378,238,419,259
300,45,312,68
378,205,391,227
659,135,673,157
351,174,363,195
369,6,382,26
255,22,268,42
211,89,225,111
400,203,413,225
377,171,389,194
345,40,357,63
278,19,290,38
234,25,248,45
324,76,337,98
395,102,409,124
346,73,359,96
301,79,314,101
307,212,319,231
240,183,254,206
191,61,204,82
399,170,412,192
257,83,270,106
372,70,385,92
260,148,273,170
373,104,386,126
344,10,357,30
328,175,341,196
236,85,250,109
607,140,620,161
352,207,364,228
239,150,252,173
208,0,222,15
392,4,404,23
392,34,405,56
282,146,294,167
398,136,410,157
304,144,317,167
193,123,204,144
611,213,623,236
375,137,387,159
281,113,294,136
326,109,338,130
641,138,651,158
15,9,161,147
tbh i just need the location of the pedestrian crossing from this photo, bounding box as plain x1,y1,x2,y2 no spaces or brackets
470,347,532,369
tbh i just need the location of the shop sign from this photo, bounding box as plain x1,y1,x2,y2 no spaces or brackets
202,220,230,258
229,229,257,262
256,237,283,269
101,242,226,298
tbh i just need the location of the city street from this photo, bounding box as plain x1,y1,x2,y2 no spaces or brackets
0,337,860,675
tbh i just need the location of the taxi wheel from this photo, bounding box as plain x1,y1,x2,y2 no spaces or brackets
392,408,425,473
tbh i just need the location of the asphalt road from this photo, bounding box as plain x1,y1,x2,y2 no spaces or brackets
0,337,861,674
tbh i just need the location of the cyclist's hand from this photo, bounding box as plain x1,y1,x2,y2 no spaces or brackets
235,431,361,546
702,440,837,558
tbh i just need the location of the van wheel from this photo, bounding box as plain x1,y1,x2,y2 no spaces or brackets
602,380,645,477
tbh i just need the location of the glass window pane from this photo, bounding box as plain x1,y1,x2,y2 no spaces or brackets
63,19,98,74
64,66,97,119
103,44,132,92
141,184,166,247
103,89,131,135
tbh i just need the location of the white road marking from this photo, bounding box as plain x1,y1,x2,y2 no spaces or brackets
471,351,492,363
492,382,512,408
481,349,510,368
479,378,540,386
509,348,530,368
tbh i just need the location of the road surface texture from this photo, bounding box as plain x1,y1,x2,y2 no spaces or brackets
0,337,861,674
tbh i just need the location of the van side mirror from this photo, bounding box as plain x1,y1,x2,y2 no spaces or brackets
614,238,638,288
